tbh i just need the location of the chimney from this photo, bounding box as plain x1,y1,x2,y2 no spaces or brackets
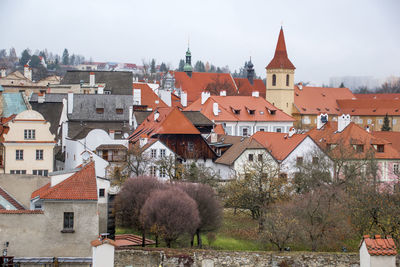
38,92,45,103
129,106,133,127
133,89,141,105
317,113,328,130
24,65,32,81
365,125,370,133
89,72,95,86
109,130,115,139
181,91,187,107
160,91,171,107
0,68,6,78
210,132,218,143
68,92,74,114
213,102,219,116
201,91,210,105
97,85,104,94
298,82,303,90
220,90,226,96
288,127,296,137
252,91,259,97
338,114,351,132
154,111,160,121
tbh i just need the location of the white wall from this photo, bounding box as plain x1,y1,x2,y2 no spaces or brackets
233,149,276,176
223,121,293,136
92,243,115,267
142,140,174,180
360,241,370,267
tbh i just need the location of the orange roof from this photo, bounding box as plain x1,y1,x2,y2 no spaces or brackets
361,235,397,256
115,234,155,247
355,93,400,100
132,82,168,109
234,78,266,98
252,131,308,161
372,131,400,153
266,28,295,70
308,122,400,159
31,162,98,200
0,210,43,214
185,95,294,122
214,124,226,135
129,107,200,143
0,186,25,210
91,238,116,247
294,85,355,115
337,99,400,116
173,71,238,104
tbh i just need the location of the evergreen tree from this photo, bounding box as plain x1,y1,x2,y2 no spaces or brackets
178,59,185,71
20,49,31,66
381,113,391,131
194,61,205,72
62,48,69,65
150,58,156,74
339,82,345,88
29,55,41,68
159,62,167,72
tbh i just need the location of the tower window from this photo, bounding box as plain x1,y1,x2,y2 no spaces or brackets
286,74,289,86
272,74,276,86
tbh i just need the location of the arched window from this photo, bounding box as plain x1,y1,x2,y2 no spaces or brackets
286,74,290,86
272,74,276,86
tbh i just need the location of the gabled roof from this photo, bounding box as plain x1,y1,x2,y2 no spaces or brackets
266,28,295,70
234,78,266,98
294,85,355,115
0,186,25,210
308,122,400,159
31,162,98,201
372,131,400,153
361,235,397,256
337,99,400,116
215,137,265,166
252,131,309,162
185,95,294,122
355,93,400,100
129,107,200,143
132,82,168,109
173,71,238,104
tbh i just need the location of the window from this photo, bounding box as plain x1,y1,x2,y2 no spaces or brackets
272,74,276,86
16,150,23,160
34,203,42,210
258,154,263,162
188,141,194,152
160,149,166,158
96,108,104,114
312,157,319,165
10,170,26,174
296,157,303,165
377,145,384,153
367,119,372,124
159,167,166,178
286,74,289,86
358,118,363,124
36,149,43,160
394,164,399,174
99,188,105,197
248,109,255,115
24,129,35,140
150,166,157,176
104,91,111,95
276,128,282,133
151,149,157,158
248,154,254,161
378,119,383,125
242,128,249,137
393,119,397,125
233,109,240,115
356,144,364,153
116,108,123,114
63,212,74,231
33,170,48,176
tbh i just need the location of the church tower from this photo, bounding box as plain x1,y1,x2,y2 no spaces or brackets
183,46,193,77
266,27,295,115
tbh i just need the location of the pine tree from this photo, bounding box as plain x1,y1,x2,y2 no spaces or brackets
339,82,345,88
150,59,156,74
381,113,391,131
19,49,31,66
178,59,185,71
62,48,69,65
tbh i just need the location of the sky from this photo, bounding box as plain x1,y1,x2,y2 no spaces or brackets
1,0,399,85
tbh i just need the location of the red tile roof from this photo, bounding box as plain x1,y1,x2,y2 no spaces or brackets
234,78,266,98
355,93,400,100
372,131,400,153
0,210,44,214
185,95,294,122
252,131,308,161
132,82,168,109
173,71,238,104
0,186,25,210
115,234,155,247
129,107,200,143
308,122,400,159
337,99,400,116
31,162,98,200
214,124,226,135
294,85,355,115
362,235,397,256
266,28,295,70
91,238,116,247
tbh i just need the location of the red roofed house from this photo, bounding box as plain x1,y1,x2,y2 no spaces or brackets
359,235,397,267
129,107,217,180
308,114,400,183
185,94,294,136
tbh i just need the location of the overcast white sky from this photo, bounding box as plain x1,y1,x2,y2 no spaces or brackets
1,0,399,85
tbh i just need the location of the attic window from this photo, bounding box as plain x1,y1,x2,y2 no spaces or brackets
321,93,326,97
316,108,321,111
233,109,240,115
325,108,330,111
248,109,255,115
270,110,276,115
96,108,104,114
373,109,376,112
377,144,384,153
354,144,364,153
260,111,264,115
116,108,123,114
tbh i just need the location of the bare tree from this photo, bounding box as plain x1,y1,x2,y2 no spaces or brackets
125,143,151,177
205,73,237,96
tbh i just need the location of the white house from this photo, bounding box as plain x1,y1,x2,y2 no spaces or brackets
359,235,397,267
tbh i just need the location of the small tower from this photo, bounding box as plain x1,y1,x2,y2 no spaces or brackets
246,57,254,85
266,27,295,115
183,47,193,77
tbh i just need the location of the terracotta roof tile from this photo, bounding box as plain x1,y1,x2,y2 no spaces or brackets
0,210,43,214
355,93,400,100
31,162,98,200
214,124,226,135
0,186,25,210
362,235,397,256
91,238,116,247
372,131,400,153
337,99,400,116
115,234,155,247
234,78,266,98
132,82,168,109
266,28,295,70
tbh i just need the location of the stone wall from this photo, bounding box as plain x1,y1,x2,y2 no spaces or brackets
115,248,364,267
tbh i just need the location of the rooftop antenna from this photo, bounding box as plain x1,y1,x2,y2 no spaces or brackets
280,20,284,29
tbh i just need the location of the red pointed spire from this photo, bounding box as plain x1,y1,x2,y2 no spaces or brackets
266,27,295,70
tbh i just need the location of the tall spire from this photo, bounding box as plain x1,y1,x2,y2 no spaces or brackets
246,57,254,85
183,42,193,77
266,27,295,70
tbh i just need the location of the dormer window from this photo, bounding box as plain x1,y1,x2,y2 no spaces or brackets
248,109,255,115
354,144,364,153
116,108,123,114
96,108,104,114
233,109,240,115
377,144,384,153
270,110,276,115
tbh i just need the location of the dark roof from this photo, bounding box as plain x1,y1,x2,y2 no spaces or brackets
133,111,152,125
68,121,131,140
61,70,133,95
134,110,213,127
96,144,127,150
68,94,132,121
215,137,265,166
30,93,67,103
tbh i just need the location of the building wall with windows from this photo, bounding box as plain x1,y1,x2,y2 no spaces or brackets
2,110,55,174
224,121,293,136
142,140,175,180
352,115,400,132
233,149,277,177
